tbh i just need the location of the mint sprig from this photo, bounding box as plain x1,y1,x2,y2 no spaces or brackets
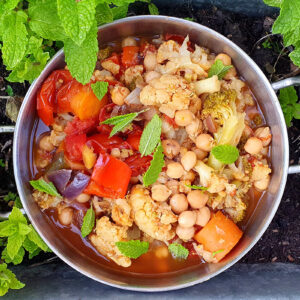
91,81,108,101
139,114,162,157
115,240,149,259
168,243,189,259
29,179,61,197
208,59,233,80
81,206,95,238
143,143,164,187
211,144,239,165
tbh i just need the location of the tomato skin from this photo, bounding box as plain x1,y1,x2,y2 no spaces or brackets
37,69,72,126
88,153,132,199
87,134,131,153
165,33,194,51
127,134,141,151
64,134,87,162
124,153,152,177
99,103,116,122
121,46,140,68
140,42,156,57
64,116,98,135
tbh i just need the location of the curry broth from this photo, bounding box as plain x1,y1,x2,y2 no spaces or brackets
29,35,269,274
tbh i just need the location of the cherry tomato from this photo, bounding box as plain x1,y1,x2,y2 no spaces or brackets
124,153,152,177
121,46,140,68
127,134,141,151
64,134,87,162
64,116,98,136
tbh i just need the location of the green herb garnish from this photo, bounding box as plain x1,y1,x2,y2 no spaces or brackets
91,81,109,101
208,59,232,80
168,243,189,259
115,240,149,259
81,205,95,238
211,144,239,165
29,179,61,197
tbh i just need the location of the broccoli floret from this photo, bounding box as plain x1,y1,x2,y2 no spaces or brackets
202,90,246,169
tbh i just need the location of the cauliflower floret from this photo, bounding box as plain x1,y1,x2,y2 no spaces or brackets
94,69,115,82
191,45,213,71
124,65,144,87
194,161,227,193
224,195,247,223
112,198,133,227
157,40,180,63
140,74,197,118
89,216,131,267
32,190,61,210
193,243,217,263
251,161,271,181
222,77,245,100
129,185,177,241
49,130,66,147
101,59,120,75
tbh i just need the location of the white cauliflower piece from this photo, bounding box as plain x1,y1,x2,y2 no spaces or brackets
89,216,131,267
157,40,180,63
222,77,245,100
194,161,227,193
112,198,133,227
101,59,120,75
32,190,62,210
194,75,221,95
124,65,144,87
193,243,217,263
129,185,177,241
191,45,213,71
251,161,271,181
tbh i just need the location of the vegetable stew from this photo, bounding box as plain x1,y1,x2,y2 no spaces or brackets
29,34,272,273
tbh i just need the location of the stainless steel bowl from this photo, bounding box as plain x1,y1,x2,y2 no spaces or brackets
4,15,300,291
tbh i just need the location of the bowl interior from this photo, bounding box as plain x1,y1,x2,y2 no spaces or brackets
13,16,288,291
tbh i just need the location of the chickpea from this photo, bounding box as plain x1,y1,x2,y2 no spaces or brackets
174,110,194,127
144,52,157,71
155,246,169,259
224,66,237,80
244,137,263,155
187,190,209,209
195,206,211,227
111,85,130,106
192,147,208,160
39,135,55,152
151,184,171,202
76,193,90,203
145,71,160,83
58,207,73,226
170,193,188,213
254,175,270,191
181,170,196,181
178,211,197,228
181,151,197,171
176,225,195,241
162,139,180,159
215,53,232,66
186,119,203,139
196,134,214,152
166,180,180,195
122,36,137,47
254,127,272,147
166,162,184,179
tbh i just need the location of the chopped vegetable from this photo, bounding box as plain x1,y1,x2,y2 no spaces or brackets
82,145,97,169
124,153,152,177
64,134,87,162
194,211,243,262
121,46,140,68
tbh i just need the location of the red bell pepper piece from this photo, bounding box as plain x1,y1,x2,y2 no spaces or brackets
89,153,132,199
87,134,131,153
64,134,87,162
124,153,152,177
121,46,140,68
37,69,72,126
127,133,141,151
64,116,98,136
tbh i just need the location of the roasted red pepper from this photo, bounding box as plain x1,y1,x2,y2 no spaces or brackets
121,46,140,68
87,153,132,199
37,69,72,126
124,153,152,177
64,116,98,136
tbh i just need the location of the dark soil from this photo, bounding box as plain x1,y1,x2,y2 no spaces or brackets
0,3,299,266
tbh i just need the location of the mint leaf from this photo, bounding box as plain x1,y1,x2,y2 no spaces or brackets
211,144,239,164
212,249,224,257
168,243,189,259
23,236,39,254
0,263,25,296
7,233,25,259
272,1,300,46
139,114,162,156
57,0,96,46
148,3,159,15
95,3,113,25
0,221,17,237
27,225,50,252
185,185,208,190
2,246,25,265
28,0,67,41
0,159,5,167
30,179,61,197
3,192,18,203
290,46,300,67
3,0,21,11
5,85,13,96
115,240,149,259
2,10,28,69
81,206,95,238
91,81,108,101
102,110,146,137
263,0,282,7
278,86,300,127
18,223,31,236
143,143,164,187
208,59,232,80
64,22,98,84
28,248,41,259
9,207,27,224
111,4,129,20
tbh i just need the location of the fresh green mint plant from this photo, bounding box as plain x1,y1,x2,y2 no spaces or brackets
0,0,159,84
